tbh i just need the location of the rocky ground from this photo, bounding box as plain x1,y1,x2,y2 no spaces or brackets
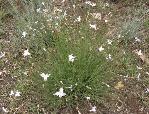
0,0,149,114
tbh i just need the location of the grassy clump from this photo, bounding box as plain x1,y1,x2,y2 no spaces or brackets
4,0,140,112
14,25,138,110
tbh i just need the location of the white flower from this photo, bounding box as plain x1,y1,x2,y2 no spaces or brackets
105,3,110,7
23,49,31,57
15,90,21,97
40,73,50,81
43,48,46,51
85,1,96,7
36,8,41,12
107,39,112,45
22,31,27,37
73,4,76,8
89,24,97,30
86,97,90,100
0,71,2,75
23,71,28,75
60,81,63,84
135,37,141,42
9,90,21,97
76,107,81,114
53,87,66,98
0,52,5,58
137,66,142,70
61,0,66,3
146,72,149,75
78,110,81,114
136,50,143,56
9,90,14,96
41,2,45,5
106,54,112,60
145,88,149,93
105,19,108,23
118,34,121,38
76,16,81,22
43,9,48,13
68,54,76,62
89,106,96,112
2,107,9,113
98,46,104,52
